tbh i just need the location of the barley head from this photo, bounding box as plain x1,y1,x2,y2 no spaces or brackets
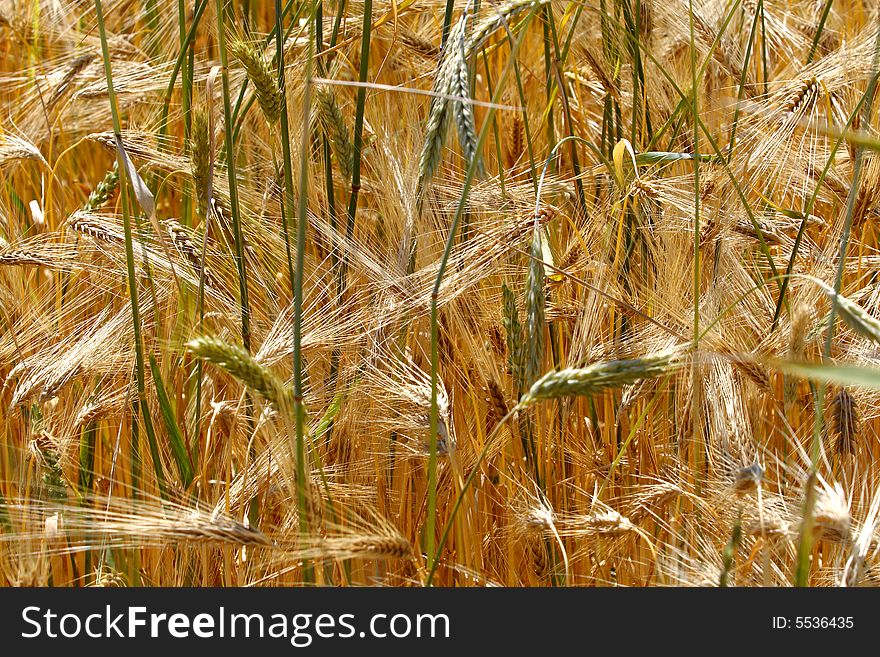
230,39,284,125
828,387,859,455
502,283,524,391
82,163,119,213
520,348,684,405
189,108,211,215
187,336,289,410
524,229,546,388
315,86,353,181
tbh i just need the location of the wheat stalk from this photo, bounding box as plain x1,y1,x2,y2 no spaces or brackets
502,282,524,390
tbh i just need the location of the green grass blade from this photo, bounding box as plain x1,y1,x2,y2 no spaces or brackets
150,355,194,489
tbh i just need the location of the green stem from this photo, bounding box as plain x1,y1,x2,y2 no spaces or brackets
94,0,166,498
294,0,320,585
441,0,456,47
770,89,871,329
726,0,760,163
338,0,373,304
426,4,541,585
214,0,251,352
160,0,209,139
806,0,834,64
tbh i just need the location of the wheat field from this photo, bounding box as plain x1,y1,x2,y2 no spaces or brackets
1,0,880,587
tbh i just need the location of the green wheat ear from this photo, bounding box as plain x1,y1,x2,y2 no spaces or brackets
189,108,211,216
520,349,685,405
83,163,119,212
315,86,353,180
187,335,290,409
230,39,284,125
524,228,545,389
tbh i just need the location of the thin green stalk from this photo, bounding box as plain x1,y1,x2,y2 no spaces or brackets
481,48,505,197
807,1,834,64
686,0,703,493
541,5,555,156
759,0,768,95
150,355,194,489
94,0,166,498
316,9,343,405
560,2,585,66
274,0,311,582
338,0,373,300
545,11,587,217
178,1,192,140
619,0,649,144
426,5,541,584
214,0,255,529
294,0,320,585
726,0,760,162
276,0,297,307
505,26,539,194
214,0,251,352
160,0,209,139
323,0,347,434
330,0,348,48
178,0,201,459
442,0,457,47
688,1,700,349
